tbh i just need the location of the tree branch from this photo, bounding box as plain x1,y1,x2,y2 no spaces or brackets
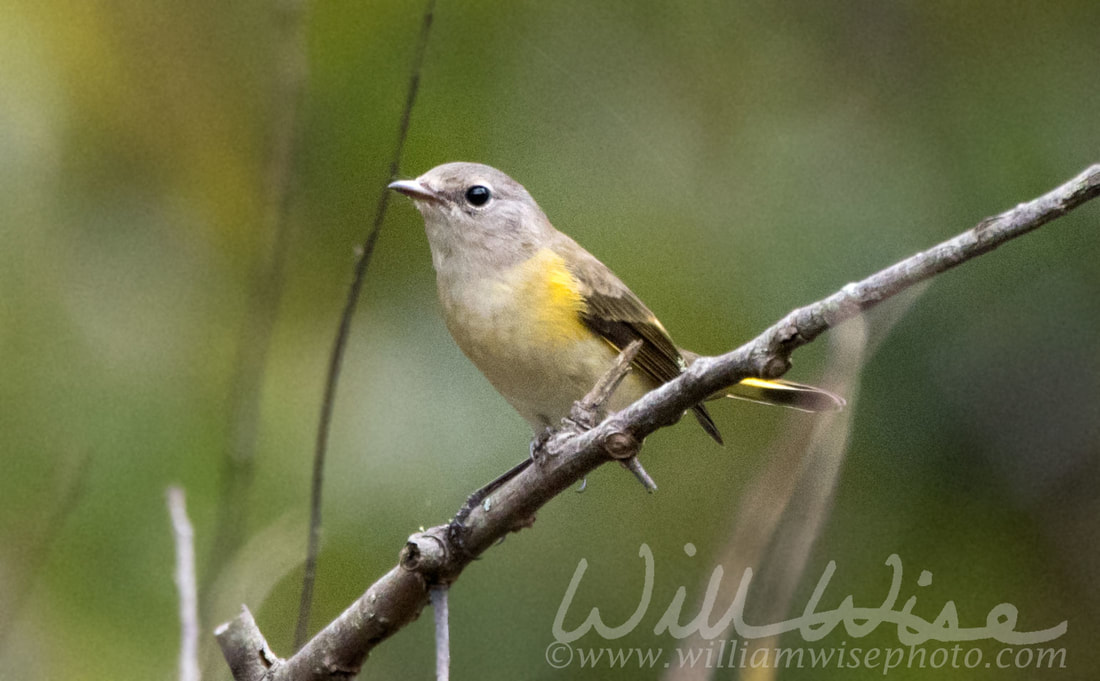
216,163,1100,680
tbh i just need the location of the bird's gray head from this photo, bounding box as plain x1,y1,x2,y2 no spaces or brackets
389,162,554,274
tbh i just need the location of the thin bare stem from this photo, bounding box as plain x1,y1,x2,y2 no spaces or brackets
293,0,437,649
168,487,200,681
431,587,450,681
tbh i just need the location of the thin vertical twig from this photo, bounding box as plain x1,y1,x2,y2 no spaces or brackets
293,0,437,649
430,586,450,681
168,487,200,681
204,0,310,599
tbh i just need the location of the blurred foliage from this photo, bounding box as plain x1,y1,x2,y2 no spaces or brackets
1,1,1098,679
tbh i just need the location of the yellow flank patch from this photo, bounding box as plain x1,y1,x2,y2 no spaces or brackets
515,249,589,344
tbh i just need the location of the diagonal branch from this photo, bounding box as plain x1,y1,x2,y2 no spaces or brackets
217,164,1100,680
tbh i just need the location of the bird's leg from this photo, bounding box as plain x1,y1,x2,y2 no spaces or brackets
450,342,647,552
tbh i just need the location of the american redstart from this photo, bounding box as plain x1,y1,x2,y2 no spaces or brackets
389,163,842,445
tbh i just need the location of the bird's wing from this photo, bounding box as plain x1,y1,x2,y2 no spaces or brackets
551,234,723,444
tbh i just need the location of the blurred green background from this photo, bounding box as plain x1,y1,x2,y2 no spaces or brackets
2,1,1098,679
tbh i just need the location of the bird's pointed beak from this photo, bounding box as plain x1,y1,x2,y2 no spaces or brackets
388,179,440,203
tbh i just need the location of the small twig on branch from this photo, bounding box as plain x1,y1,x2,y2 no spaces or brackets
215,606,278,681
569,339,642,427
619,456,657,492
217,164,1100,680
567,339,653,490
167,487,200,681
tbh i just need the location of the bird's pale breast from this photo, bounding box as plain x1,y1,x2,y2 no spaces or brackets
437,248,651,430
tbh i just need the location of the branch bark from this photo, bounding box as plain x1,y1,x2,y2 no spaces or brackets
216,163,1100,680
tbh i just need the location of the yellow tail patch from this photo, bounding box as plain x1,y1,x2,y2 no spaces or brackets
728,377,846,412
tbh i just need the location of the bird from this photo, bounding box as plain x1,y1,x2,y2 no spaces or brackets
389,162,843,447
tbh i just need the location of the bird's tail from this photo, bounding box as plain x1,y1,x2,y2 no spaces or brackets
723,377,846,412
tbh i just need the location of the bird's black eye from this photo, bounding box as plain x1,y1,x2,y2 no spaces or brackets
464,185,491,207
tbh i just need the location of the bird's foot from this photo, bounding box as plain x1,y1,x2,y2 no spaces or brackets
529,426,556,465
